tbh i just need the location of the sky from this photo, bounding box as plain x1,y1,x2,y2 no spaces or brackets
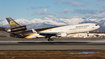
0,0,105,20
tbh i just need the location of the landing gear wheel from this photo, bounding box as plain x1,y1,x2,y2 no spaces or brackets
51,39,54,41
48,39,51,41
48,39,54,41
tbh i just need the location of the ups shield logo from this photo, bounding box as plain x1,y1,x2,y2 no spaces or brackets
10,21,15,27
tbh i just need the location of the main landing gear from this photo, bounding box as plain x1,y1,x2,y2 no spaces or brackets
48,38,54,41
46,35,54,41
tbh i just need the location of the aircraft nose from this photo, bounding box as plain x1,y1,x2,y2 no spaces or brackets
98,25,100,28
93,25,100,29
96,25,100,29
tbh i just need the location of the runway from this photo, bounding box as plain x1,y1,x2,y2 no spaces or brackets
0,37,105,50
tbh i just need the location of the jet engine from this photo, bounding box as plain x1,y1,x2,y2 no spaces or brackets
57,32,67,37
7,26,27,32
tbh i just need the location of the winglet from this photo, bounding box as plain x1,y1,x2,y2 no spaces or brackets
32,29,38,34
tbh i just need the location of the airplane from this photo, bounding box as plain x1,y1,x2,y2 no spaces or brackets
5,17,100,41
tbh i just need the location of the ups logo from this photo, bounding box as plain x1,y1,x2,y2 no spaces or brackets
10,21,15,27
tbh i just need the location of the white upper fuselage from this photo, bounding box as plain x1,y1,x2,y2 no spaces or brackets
25,23,100,38
41,23,100,34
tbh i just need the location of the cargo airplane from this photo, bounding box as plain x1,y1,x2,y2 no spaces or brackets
6,17,100,41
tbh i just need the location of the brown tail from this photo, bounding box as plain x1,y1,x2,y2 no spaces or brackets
6,17,20,28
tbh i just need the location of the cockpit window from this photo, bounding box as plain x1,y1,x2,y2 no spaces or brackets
95,24,98,26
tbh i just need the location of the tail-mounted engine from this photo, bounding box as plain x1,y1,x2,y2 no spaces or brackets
7,25,27,33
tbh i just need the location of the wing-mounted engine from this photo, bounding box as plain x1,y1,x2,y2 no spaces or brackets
6,25,27,33
57,32,67,37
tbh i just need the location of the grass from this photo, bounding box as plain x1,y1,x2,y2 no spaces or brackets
0,50,105,59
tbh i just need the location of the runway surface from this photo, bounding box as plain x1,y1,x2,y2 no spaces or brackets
0,37,105,50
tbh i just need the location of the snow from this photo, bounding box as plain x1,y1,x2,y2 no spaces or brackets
0,15,105,28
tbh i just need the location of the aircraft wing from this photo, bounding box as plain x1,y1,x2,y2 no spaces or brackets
39,32,58,36
39,32,59,38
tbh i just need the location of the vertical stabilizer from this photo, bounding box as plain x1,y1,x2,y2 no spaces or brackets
6,17,20,28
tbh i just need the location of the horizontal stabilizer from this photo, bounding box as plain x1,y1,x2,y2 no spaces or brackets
32,29,38,34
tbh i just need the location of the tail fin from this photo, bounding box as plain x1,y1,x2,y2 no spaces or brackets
6,17,20,28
